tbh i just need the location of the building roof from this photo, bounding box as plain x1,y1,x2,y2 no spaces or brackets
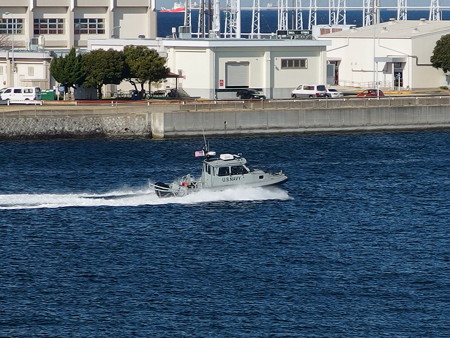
0,51,53,60
320,19,450,39
160,38,330,48
88,37,330,53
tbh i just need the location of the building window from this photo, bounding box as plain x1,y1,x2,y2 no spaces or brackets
0,19,24,34
74,18,105,35
34,18,64,35
281,58,308,69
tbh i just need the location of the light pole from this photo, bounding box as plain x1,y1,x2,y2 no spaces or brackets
372,0,380,98
111,26,121,38
5,12,15,86
371,2,377,98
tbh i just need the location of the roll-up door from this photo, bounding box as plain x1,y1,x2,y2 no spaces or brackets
226,62,249,88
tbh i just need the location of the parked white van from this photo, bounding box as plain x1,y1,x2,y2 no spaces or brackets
291,84,327,98
0,87,42,101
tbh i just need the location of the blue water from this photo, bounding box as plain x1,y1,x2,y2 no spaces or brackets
1,131,450,336
157,9,450,37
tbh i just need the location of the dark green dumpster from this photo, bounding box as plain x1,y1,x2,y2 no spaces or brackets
41,89,56,100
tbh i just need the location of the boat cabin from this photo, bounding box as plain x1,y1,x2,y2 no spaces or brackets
201,153,251,187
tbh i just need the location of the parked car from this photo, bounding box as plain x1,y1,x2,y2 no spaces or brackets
326,88,344,98
357,89,385,97
0,86,42,101
236,89,266,100
291,84,327,98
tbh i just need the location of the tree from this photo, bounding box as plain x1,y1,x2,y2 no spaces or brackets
49,47,85,93
146,50,170,88
82,49,126,99
123,45,148,91
431,34,450,73
123,45,170,96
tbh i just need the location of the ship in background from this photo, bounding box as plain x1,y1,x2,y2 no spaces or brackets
160,2,186,12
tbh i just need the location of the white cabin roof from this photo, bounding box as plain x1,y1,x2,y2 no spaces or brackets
205,154,247,167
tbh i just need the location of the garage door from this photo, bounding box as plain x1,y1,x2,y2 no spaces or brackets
226,62,249,88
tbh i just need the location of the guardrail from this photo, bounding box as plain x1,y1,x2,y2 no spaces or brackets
0,100,43,106
176,96,450,112
2,95,450,112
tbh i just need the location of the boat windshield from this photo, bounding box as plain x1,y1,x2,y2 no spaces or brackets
218,167,229,176
231,166,249,175
217,165,249,176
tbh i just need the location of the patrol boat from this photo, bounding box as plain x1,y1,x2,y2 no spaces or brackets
153,148,288,198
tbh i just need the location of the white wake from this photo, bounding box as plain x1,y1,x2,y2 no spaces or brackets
0,185,291,210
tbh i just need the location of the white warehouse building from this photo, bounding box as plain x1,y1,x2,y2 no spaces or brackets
89,38,330,100
163,39,330,100
317,19,450,89
0,51,52,89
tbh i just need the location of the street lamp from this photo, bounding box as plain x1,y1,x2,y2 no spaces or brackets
372,0,380,98
5,12,15,86
111,26,121,38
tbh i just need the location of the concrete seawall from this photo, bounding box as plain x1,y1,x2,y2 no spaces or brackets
152,104,450,138
0,113,150,139
0,98,449,140
0,105,155,140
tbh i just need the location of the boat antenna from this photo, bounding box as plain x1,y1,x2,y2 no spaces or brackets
201,123,209,153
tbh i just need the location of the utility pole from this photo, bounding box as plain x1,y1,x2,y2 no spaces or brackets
429,0,441,21
397,0,408,20
308,0,317,30
250,0,261,39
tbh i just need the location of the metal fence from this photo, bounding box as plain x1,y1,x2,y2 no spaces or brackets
176,96,450,112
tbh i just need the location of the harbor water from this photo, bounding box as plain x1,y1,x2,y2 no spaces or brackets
157,9,450,37
1,131,449,336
